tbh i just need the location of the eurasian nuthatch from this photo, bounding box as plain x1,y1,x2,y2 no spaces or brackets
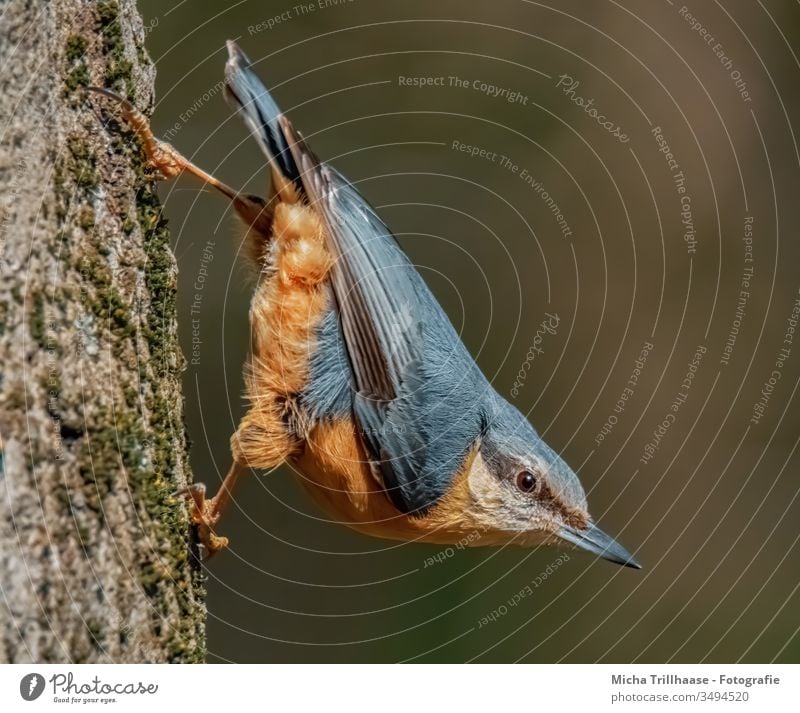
90,41,640,569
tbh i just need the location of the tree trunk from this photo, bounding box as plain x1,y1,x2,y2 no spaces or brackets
0,0,205,663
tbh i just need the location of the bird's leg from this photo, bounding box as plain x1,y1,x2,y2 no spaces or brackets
87,87,268,227
180,461,247,558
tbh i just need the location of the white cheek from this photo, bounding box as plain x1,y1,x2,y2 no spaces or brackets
464,453,555,539
467,462,541,528
466,458,504,506
448,469,563,550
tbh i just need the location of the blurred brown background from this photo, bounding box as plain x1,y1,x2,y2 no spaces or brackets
137,0,800,663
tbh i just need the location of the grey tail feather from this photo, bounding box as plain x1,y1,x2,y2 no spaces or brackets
223,40,303,190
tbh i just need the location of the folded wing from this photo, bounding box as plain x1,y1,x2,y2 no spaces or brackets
224,42,486,513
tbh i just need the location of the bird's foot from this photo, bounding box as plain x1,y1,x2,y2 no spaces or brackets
139,138,187,181
87,86,192,180
88,86,257,214
178,483,230,559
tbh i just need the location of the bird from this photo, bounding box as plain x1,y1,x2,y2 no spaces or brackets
88,41,640,569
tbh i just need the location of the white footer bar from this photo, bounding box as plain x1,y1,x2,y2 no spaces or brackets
1,663,797,712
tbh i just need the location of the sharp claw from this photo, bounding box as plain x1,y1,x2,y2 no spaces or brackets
172,482,206,499
203,535,229,561
192,527,229,561
176,482,230,557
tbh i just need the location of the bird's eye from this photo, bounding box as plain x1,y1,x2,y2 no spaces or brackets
516,470,537,494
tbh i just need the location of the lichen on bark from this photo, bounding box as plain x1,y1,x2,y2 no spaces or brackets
0,0,205,663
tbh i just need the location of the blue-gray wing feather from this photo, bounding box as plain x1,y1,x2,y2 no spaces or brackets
224,41,487,513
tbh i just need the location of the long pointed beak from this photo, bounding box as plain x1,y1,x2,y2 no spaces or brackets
558,522,641,569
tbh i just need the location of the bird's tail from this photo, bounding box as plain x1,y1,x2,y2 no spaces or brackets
223,40,303,191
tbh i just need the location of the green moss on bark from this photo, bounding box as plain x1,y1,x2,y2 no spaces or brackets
64,34,90,92
1,0,206,662
29,292,47,347
96,2,135,99
134,177,207,663
45,3,206,662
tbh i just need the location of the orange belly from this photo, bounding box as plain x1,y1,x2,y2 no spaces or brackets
291,418,477,545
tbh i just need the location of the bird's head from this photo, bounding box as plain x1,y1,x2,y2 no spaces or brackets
457,398,640,568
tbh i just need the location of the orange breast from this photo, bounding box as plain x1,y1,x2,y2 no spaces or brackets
291,418,480,545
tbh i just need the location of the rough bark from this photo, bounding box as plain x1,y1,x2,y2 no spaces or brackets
0,0,205,663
